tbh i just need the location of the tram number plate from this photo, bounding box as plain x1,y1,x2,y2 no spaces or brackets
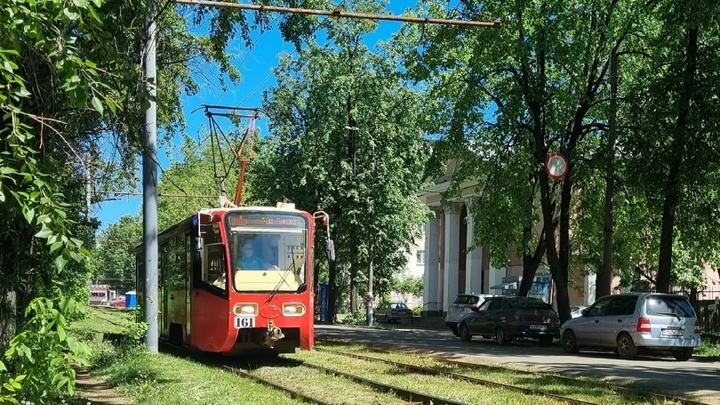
235,316,256,329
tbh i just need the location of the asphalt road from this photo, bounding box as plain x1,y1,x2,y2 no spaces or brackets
315,324,720,405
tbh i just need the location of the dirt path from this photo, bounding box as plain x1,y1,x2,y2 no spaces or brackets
75,369,133,405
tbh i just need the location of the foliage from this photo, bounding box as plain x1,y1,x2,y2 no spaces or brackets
256,2,431,313
2,297,91,404
392,276,423,298
621,0,720,291
93,215,143,292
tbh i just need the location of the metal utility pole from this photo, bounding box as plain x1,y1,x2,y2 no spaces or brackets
143,0,159,354
599,50,618,299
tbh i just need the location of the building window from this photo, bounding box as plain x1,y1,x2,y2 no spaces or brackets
416,250,425,265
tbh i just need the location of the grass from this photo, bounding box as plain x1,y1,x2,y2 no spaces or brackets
68,308,714,405
697,334,720,357
310,344,675,405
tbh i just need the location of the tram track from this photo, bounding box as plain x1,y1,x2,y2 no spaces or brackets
317,339,713,405
313,346,601,405
227,356,471,405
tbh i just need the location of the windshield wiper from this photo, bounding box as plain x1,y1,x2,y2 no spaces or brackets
656,311,682,320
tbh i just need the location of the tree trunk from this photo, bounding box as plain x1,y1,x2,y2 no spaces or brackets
328,260,338,324
518,228,546,297
0,290,16,351
657,24,697,293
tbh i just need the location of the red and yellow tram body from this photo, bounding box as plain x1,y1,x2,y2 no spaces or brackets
137,204,320,355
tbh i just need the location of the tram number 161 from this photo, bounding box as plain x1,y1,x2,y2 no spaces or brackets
235,316,256,329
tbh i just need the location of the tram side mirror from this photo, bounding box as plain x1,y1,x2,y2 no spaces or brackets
325,239,336,263
192,236,204,261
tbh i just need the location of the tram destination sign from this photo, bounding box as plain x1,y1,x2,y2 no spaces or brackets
227,212,306,228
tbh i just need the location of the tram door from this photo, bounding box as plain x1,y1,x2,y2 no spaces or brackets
190,223,232,352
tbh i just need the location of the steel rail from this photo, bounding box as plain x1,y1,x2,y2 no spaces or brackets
224,365,335,405
315,346,601,405
317,339,714,405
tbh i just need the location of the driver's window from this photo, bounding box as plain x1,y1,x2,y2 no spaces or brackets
587,296,611,317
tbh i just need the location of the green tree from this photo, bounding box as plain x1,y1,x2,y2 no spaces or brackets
404,0,647,321
622,0,720,292
255,3,430,318
93,216,143,293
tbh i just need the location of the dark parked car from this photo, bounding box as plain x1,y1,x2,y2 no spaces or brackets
457,296,560,346
375,302,413,323
445,294,494,336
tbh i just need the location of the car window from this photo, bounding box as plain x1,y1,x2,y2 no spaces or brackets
646,295,695,318
452,296,464,305
517,297,551,309
605,296,636,316
587,296,612,316
477,299,491,311
487,298,504,310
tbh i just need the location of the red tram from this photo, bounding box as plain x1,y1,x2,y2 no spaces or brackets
136,202,334,355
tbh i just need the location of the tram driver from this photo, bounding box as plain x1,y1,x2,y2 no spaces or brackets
238,241,265,270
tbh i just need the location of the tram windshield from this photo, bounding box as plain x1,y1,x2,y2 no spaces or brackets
226,212,308,292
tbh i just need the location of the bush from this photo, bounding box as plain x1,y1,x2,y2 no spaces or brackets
2,297,91,404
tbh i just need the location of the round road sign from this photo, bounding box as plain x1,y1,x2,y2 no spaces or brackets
545,152,568,180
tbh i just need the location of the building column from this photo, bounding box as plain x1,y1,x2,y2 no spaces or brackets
423,210,441,316
442,203,462,314
464,202,484,295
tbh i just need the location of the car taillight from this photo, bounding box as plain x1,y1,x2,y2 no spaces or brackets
695,319,701,335
637,317,651,333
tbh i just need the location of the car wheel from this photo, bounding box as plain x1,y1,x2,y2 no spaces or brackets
539,335,553,347
562,330,579,353
459,322,473,342
673,348,693,361
495,327,510,346
449,325,460,336
616,333,638,359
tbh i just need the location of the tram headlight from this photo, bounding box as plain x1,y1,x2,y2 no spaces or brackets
283,303,305,316
233,303,258,316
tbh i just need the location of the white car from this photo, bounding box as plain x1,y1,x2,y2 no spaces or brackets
445,294,494,336
570,306,587,318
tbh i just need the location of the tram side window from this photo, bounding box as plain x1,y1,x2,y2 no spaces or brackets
203,244,226,291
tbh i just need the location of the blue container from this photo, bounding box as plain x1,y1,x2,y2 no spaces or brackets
125,291,137,309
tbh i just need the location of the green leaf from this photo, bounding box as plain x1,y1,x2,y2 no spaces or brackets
34,227,54,238
63,8,79,21
91,96,103,115
55,254,69,271
50,241,64,253
23,207,35,223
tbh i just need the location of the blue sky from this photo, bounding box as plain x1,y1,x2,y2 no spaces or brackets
94,2,414,232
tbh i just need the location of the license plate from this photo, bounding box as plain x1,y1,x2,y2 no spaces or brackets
235,316,256,329
530,324,547,331
662,329,682,337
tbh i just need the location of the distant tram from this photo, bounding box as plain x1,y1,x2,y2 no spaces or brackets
89,284,118,306
136,202,334,355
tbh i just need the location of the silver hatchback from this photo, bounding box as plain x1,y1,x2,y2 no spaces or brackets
561,293,701,360
445,294,494,336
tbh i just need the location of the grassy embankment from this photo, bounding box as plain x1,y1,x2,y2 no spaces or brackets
68,308,719,405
